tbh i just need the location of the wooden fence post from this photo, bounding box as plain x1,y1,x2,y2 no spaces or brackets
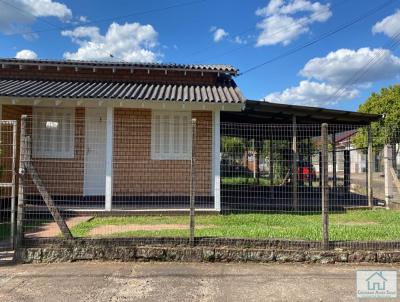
321,123,329,250
16,115,27,249
189,118,197,247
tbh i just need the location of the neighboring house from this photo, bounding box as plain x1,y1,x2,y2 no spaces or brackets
334,130,367,174
0,58,244,212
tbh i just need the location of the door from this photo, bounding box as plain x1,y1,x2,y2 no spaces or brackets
84,108,107,196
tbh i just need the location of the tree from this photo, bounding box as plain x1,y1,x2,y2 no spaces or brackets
353,85,400,149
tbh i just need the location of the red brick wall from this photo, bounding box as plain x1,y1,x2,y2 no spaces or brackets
0,65,218,86
113,108,212,196
1,105,213,197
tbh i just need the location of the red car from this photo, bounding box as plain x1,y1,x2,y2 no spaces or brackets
297,161,317,182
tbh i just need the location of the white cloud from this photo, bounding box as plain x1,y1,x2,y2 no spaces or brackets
210,27,228,42
62,22,159,62
15,49,38,59
262,47,400,107
300,47,400,85
255,0,331,46
0,0,72,35
372,10,400,39
233,36,247,44
78,16,88,23
263,80,358,107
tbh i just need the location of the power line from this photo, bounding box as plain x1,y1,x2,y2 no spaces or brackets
238,0,398,76
188,0,348,62
2,0,206,37
0,0,64,30
325,29,400,105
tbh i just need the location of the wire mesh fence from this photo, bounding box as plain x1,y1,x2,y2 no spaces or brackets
0,120,16,251
5,112,400,249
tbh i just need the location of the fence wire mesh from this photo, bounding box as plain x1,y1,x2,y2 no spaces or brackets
0,120,16,251
5,112,400,249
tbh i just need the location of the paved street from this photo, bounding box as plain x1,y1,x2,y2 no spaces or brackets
1,261,399,301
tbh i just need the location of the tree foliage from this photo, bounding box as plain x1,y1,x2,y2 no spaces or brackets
353,85,400,148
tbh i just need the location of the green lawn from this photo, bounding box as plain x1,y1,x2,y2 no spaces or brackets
70,209,400,241
222,177,271,186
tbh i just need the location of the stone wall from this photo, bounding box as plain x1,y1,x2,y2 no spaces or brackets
16,238,400,264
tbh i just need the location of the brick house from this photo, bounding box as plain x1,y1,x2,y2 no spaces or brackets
0,58,244,212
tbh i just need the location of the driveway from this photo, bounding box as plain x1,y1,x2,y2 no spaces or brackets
0,262,399,302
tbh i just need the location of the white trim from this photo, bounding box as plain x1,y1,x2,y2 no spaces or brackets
0,97,243,112
32,107,75,159
105,107,114,211
151,110,192,160
212,110,221,211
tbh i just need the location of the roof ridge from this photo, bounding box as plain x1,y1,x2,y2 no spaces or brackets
0,58,238,75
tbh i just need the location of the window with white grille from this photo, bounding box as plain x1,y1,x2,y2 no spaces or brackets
32,107,75,158
151,111,192,160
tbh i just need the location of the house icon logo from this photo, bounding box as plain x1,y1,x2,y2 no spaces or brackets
357,270,397,298
366,272,387,291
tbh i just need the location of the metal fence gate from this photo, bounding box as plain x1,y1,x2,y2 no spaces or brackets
0,120,17,254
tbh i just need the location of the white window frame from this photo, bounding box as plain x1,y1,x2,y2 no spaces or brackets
151,110,192,160
32,107,75,159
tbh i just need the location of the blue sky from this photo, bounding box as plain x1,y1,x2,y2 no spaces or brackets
1,0,400,111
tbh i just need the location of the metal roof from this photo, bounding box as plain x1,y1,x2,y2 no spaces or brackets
222,100,381,125
0,79,245,103
0,58,238,75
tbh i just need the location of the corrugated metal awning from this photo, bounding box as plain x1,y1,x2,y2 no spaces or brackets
0,79,245,103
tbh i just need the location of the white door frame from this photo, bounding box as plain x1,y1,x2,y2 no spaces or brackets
84,107,107,196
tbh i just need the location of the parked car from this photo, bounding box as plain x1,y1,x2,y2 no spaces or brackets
297,161,317,182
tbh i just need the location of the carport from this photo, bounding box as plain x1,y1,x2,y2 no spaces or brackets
220,100,381,212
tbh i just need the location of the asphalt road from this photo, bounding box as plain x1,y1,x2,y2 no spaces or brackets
1,262,399,302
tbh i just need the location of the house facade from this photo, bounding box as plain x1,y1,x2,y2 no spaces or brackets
0,58,244,211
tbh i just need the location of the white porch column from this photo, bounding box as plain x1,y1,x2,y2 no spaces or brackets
212,110,221,211
105,107,114,211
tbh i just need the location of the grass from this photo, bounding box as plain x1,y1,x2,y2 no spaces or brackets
70,209,400,241
222,177,271,186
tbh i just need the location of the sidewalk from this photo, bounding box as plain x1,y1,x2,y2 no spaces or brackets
1,262,399,301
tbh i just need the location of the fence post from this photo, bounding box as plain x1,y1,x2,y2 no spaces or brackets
367,126,374,207
343,150,350,192
16,115,28,249
189,118,197,247
292,115,298,211
321,123,329,250
384,144,393,210
10,121,17,249
332,132,337,188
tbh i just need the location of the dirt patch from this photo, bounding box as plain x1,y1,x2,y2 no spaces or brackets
89,224,214,236
25,216,93,238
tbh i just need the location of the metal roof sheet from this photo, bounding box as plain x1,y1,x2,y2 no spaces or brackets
0,79,245,103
